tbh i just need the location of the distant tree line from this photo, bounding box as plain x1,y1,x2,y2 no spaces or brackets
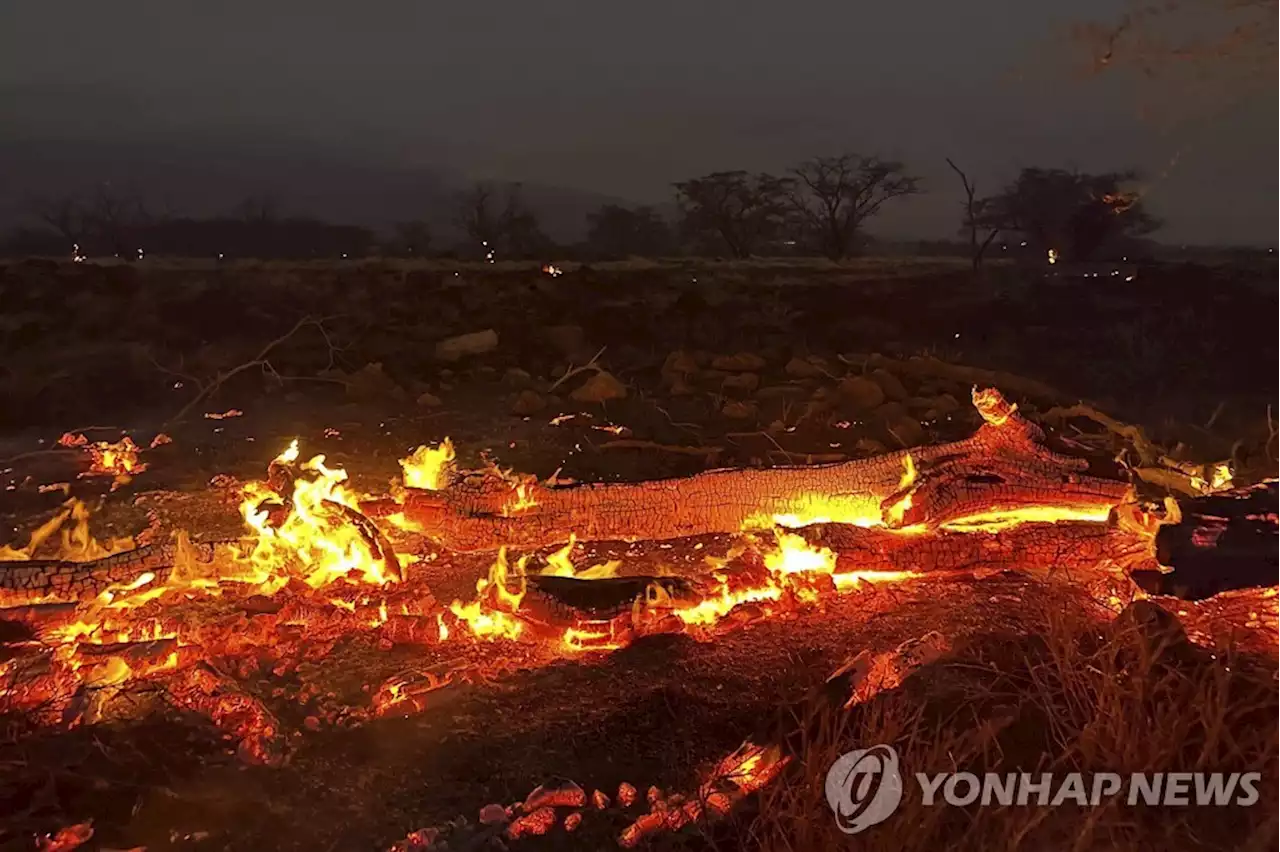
2,156,1163,265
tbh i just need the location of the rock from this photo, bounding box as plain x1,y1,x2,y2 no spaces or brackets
544,324,586,355
503,367,533,387
711,352,767,372
570,371,627,403
662,350,700,377
415,391,443,408
700,368,730,382
510,389,547,415
722,400,758,419
838,376,886,411
869,368,908,401
855,438,888,454
345,362,406,401
930,393,961,415
479,804,510,826
875,401,909,422
721,373,760,393
905,396,934,414
884,414,925,448
756,384,808,400
804,399,833,419
668,377,696,396
435,329,498,362
784,356,824,378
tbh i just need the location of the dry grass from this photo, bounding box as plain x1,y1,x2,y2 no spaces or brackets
739,602,1278,852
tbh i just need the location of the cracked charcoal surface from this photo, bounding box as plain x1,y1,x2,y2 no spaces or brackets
402,390,1131,551
0,540,218,606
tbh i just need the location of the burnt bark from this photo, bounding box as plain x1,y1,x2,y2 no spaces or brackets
1138,480,1279,599
386,389,1130,552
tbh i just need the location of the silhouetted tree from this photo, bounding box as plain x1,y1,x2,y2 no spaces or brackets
452,182,501,256
86,183,149,256
29,194,89,252
971,168,1160,262
391,220,432,256
585,204,673,258
452,181,550,259
673,171,794,258
234,195,279,224
499,184,551,258
945,157,1000,272
787,155,920,260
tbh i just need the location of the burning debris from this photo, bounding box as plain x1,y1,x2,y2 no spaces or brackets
384,740,790,850
1,386,1275,848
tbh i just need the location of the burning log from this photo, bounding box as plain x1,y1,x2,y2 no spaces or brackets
387,389,1130,552
0,539,217,607
526,574,690,618
802,519,1158,580
71,637,183,685
1143,480,1279,599
166,661,284,766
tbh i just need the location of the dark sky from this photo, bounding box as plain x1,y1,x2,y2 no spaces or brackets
2,1,1275,244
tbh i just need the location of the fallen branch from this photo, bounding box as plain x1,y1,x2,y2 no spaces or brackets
841,353,1079,407
162,316,333,427
547,346,607,394
597,439,724,459
1041,402,1161,464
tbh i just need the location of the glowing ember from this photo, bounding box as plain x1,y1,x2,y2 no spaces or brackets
58,433,149,484
752,454,920,532
939,504,1114,532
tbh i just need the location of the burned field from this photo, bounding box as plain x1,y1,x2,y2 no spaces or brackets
1,258,1277,852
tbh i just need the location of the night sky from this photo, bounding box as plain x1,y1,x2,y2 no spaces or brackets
2,1,1275,244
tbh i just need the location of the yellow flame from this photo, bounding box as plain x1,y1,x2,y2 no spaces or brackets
448,549,528,640
502,480,539,516
238,444,395,588
275,439,300,465
939,504,1114,533
400,440,456,490
538,535,622,579
0,499,134,563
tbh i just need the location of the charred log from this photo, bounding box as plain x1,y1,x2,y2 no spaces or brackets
527,574,690,618
1137,480,1279,600
387,389,1130,552
804,520,1157,580
0,539,222,607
